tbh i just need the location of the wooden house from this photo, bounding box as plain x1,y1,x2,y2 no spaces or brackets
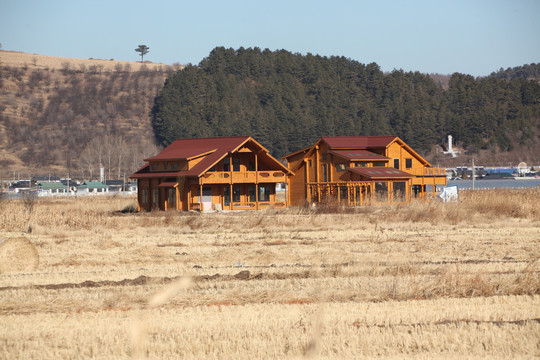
130,136,293,211
283,136,446,206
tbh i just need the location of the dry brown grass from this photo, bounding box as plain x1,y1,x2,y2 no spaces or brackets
0,49,179,72
0,191,539,359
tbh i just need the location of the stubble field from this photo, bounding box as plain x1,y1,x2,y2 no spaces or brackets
0,190,539,359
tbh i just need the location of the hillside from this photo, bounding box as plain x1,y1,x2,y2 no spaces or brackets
0,50,182,179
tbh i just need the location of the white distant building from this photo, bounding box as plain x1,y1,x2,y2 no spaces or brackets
442,135,460,158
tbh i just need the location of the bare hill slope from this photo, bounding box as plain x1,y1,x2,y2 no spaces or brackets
0,50,182,179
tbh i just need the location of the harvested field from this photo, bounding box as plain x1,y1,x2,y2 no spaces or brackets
0,189,539,359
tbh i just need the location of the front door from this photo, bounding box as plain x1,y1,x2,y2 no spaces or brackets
202,186,212,211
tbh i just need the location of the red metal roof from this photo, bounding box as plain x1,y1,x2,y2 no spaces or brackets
145,147,216,161
322,136,397,149
329,150,390,161
131,136,292,179
349,167,413,179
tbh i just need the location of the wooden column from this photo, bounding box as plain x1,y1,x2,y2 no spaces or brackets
255,153,259,210
199,184,203,210
230,184,233,210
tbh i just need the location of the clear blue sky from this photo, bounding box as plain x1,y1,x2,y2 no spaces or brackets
1,0,539,76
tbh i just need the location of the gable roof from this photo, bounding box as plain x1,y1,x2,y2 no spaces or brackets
284,135,430,170
78,181,109,188
349,167,413,179
35,182,68,189
329,150,390,161
321,136,398,149
131,136,292,179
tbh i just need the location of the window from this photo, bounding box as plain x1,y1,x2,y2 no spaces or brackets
170,163,179,171
375,182,388,201
224,187,231,206
336,163,346,172
339,187,348,199
393,182,406,200
248,160,255,171
163,163,168,171
233,158,240,172
141,189,148,204
308,160,312,167
249,185,256,202
393,159,399,169
322,164,328,182
168,188,175,205
151,163,158,171
373,162,385,167
259,185,270,202
152,189,158,208
222,158,230,172
233,186,241,202
405,158,412,169
356,162,368,167
322,153,327,161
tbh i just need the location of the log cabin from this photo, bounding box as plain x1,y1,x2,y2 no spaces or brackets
131,136,293,211
283,136,447,206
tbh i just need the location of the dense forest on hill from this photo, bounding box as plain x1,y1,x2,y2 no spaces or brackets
153,47,540,158
490,63,540,81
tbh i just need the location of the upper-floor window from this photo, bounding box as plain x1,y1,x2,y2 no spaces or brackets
405,158,412,168
151,163,158,171
393,159,400,169
163,163,168,171
322,153,327,161
336,163,346,172
322,164,328,182
248,160,255,171
355,162,368,167
373,162,385,167
233,158,240,172
223,158,230,172
308,160,312,167
170,163,179,171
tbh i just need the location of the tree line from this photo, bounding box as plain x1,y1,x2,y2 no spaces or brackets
152,47,540,158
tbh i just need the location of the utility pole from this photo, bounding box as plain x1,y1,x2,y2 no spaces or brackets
472,157,476,190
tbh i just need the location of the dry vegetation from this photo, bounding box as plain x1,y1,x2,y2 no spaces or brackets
0,189,539,359
0,50,181,178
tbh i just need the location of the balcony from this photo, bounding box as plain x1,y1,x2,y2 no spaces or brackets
201,171,286,184
407,167,446,177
